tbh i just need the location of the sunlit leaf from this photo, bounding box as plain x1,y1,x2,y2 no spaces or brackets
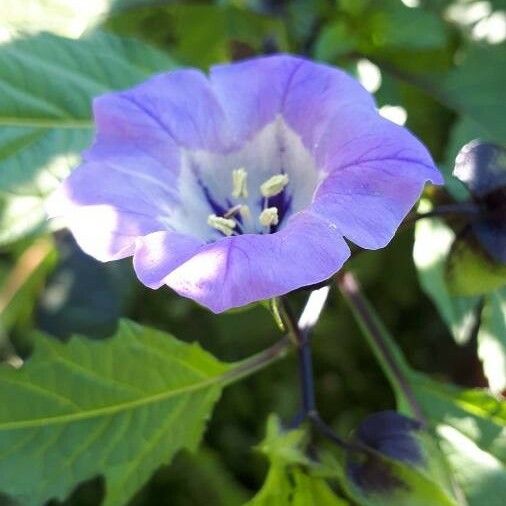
0,320,230,506
343,411,457,506
245,415,349,506
477,289,506,394
0,31,175,246
413,213,480,343
0,0,110,38
340,278,506,505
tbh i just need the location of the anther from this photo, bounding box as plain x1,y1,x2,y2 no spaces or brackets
259,207,279,227
232,168,248,198
260,174,289,198
207,214,236,236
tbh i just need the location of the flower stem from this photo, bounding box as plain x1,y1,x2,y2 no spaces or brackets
337,272,425,422
278,298,317,414
277,291,351,449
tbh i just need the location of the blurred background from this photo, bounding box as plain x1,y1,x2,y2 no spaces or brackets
0,1,504,504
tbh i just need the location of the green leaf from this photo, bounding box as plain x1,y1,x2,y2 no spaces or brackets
413,209,481,343
409,374,506,462
344,448,457,506
342,412,457,506
477,289,506,394
314,21,357,62
245,416,348,506
446,236,506,297
106,4,288,68
440,45,506,142
367,0,447,50
414,204,506,390
0,31,176,246
0,320,232,506
340,278,506,505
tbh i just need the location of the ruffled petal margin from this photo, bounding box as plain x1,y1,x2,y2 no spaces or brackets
135,212,350,313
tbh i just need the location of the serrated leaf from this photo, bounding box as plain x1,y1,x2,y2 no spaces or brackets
0,31,176,246
246,416,349,506
0,320,231,506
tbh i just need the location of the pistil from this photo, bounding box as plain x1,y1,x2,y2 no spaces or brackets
231,168,248,198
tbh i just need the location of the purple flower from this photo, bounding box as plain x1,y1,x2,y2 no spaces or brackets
47,55,442,313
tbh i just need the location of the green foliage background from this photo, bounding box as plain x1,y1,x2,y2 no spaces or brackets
0,0,504,505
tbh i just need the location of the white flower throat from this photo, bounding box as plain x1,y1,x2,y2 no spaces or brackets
207,169,289,236
169,118,319,241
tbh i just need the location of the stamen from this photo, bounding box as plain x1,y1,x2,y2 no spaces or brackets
231,168,248,198
260,174,289,198
223,204,251,222
207,214,236,236
223,204,243,219
259,207,279,227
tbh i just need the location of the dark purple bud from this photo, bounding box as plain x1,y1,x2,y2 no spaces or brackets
346,411,424,494
453,141,506,264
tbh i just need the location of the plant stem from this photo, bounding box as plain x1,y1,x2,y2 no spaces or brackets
337,272,425,422
405,202,480,225
278,297,318,414
308,411,352,450
223,336,292,386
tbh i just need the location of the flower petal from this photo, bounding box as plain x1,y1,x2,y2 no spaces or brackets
210,54,375,147
48,69,231,260
162,212,350,313
312,115,443,249
133,231,205,289
46,158,174,261
103,69,230,150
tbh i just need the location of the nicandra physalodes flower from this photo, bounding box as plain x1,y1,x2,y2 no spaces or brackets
48,55,443,312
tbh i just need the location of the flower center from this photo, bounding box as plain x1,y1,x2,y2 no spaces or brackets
207,170,290,236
